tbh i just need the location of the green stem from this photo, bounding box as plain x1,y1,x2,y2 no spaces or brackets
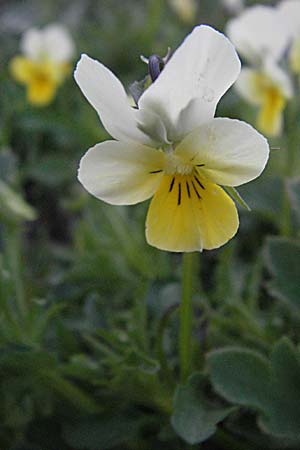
179,252,195,383
281,98,299,236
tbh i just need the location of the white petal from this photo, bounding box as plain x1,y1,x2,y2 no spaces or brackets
226,5,290,64
21,28,43,60
175,118,269,187
138,25,241,141
74,54,154,145
78,141,165,205
43,24,75,62
278,0,300,38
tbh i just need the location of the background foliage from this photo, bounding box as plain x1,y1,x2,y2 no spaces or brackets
0,0,300,449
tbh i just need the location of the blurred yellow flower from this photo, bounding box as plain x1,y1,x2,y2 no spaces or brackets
74,26,269,253
168,0,197,24
10,24,75,106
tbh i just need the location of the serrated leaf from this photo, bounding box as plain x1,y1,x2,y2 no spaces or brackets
171,373,234,444
264,237,300,312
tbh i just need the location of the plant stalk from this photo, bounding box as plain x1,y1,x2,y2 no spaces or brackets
179,252,195,383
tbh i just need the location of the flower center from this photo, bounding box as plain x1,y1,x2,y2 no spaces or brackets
164,153,194,175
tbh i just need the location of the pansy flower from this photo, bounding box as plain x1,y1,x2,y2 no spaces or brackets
75,25,269,253
227,6,292,136
10,24,75,106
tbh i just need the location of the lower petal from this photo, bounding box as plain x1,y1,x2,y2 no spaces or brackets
27,79,56,106
146,174,239,252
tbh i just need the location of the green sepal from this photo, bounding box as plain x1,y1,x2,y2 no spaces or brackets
224,186,251,211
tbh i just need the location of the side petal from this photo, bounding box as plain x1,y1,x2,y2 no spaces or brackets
78,141,165,205
74,54,153,145
139,25,241,141
10,56,34,84
175,118,269,187
27,78,57,106
146,175,239,252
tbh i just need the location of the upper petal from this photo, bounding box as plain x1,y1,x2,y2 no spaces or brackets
21,28,44,60
175,117,269,187
226,5,290,64
43,24,75,62
74,54,154,145
138,25,241,141
278,0,300,39
78,140,165,205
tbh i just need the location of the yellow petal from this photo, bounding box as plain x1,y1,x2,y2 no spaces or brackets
27,78,56,106
146,173,239,252
10,56,34,83
257,86,285,136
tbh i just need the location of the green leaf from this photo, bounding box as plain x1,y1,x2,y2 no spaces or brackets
264,237,300,313
0,180,37,223
171,373,234,444
207,348,272,410
259,338,300,439
122,348,160,374
208,338,300,440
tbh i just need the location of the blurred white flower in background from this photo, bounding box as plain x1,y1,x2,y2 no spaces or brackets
10,24,75,106
227,5,292,136
278,0,300,74
168,0,197,24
